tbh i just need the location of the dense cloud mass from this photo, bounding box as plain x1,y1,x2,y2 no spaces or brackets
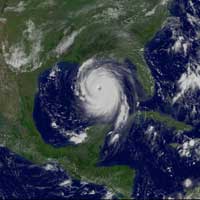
33,58,139,147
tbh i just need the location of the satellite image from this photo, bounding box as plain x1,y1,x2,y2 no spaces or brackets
0,0,200,199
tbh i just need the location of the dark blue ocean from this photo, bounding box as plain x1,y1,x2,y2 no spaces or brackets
0,147,109,200
1,0,200,199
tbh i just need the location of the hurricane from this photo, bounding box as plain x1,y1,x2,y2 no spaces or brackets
75,58,130,127
33,58,139,147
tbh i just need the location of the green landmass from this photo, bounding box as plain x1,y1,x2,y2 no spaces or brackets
185,185,200,199
0,0,174,198
135,111,192,131
1,0,170,95
0,86,134,198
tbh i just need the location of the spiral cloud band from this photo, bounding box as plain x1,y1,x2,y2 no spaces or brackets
33,58,138,147
75,58,130,129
